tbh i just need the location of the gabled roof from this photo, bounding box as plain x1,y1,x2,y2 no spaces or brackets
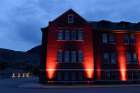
51,9,89,26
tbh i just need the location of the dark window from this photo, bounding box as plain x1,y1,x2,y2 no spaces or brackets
130,34,135,44
58,31,63,40
57,50,63,63
57,29,84,41
65,30,70,40
57,72,62,81
103,52,116,64
64,50,70,63
71,31,77,40
109,34,116,44
104,71,111,80
71,51,77,63
126,51,138,64
102,33,108,43
78,50,83,63
78,30,83,40
111,53,117,64
68,15,74,24
71,72,76,81
64,72,69,81
103,53,110,64
124,34,135,44
57,50,83,63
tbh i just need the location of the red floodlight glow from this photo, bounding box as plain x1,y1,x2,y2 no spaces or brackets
116,33,127,81
83,56,94,79
46,53,57,80
135,33,140,66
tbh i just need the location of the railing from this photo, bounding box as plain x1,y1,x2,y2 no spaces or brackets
41,69,140,82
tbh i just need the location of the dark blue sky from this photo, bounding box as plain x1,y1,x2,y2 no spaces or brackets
0,0,140,51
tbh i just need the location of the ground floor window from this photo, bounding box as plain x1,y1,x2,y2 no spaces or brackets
56,71,84,82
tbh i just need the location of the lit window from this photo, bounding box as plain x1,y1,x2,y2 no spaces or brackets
64,50,70,63
71,51,77,63
58,31,63,40
102,33,108,43
68,15,74,24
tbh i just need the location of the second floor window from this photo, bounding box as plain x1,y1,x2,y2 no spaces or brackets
126,51,137,64
103,53,110,64
102,33,108,43
78,30,83,40
103,52,117,64
71,31,77,40
58,31,63,40
57,29,84,41
65,30,70,40
124,34,135,44
57,50,83,63
102,33,115,44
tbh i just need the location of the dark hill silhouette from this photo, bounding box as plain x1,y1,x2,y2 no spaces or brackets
0,45,41,73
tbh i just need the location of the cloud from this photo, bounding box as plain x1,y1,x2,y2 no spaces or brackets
0,0,140,51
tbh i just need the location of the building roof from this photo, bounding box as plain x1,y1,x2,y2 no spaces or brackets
89,20,140,31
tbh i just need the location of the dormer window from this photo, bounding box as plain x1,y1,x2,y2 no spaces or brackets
68,15,74,24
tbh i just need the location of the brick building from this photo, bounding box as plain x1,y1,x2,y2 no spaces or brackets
40,9,140,84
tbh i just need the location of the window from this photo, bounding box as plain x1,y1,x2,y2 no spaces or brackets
103,52,116,64
78,50,83,63
58,31,63,40
57,29,84,41
124,34,130,44
57,50,83,63
103,53,109,64
130,34,135,44
71,51,77,63
78,71,83,81
78,30,83,40
64,51,70,63
104,71,111,80
68,15,74,23
111,53,116,64
124,34,135,44
57,50,63,63
57,72,62,81
102,33,108,43
64,72,69,81
71,31,77,40
126,51,138,64
65,30,70,40
109,34,115,44
71,72,76,81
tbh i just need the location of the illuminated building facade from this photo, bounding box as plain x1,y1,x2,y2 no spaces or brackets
40,9,140,84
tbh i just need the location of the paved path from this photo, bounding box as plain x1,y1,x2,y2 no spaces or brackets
0,78,140,93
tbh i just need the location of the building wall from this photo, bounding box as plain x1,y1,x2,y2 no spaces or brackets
40,9,140,84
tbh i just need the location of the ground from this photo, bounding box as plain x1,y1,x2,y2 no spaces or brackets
0,77,140,93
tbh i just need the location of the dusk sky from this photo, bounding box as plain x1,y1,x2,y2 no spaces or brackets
0,0,140,51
